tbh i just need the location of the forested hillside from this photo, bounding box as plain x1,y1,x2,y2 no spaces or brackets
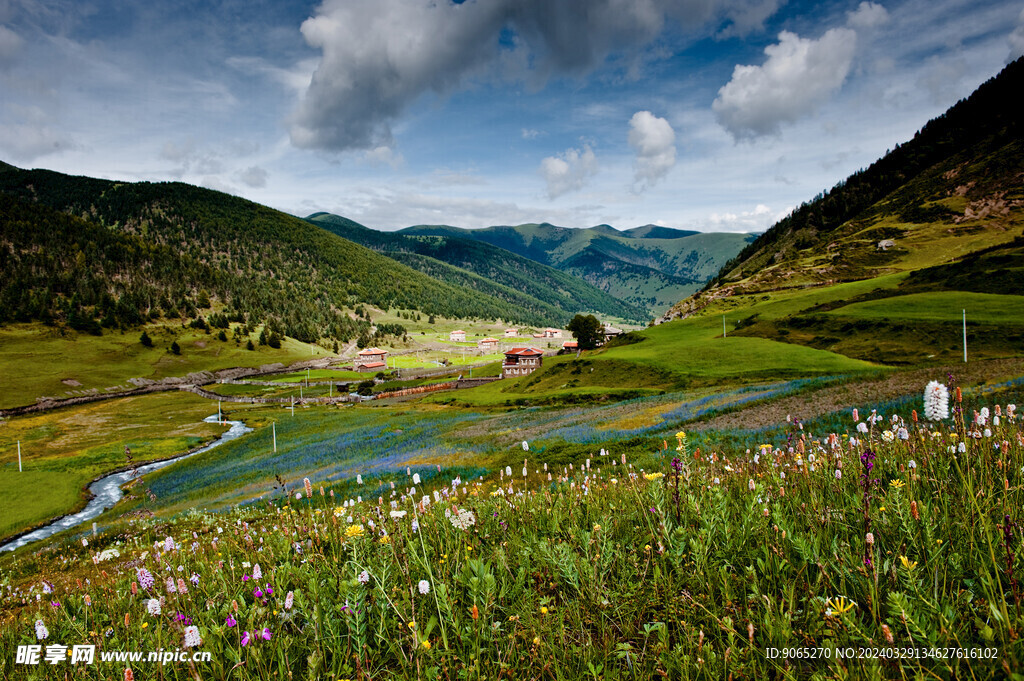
306,212,646,322
400,221,754,313
699,56,1024,295
0,165,569,341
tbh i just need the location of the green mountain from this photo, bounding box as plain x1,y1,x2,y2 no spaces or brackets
306,212,647,322
0,166,574,340
398,222,755,314
662,57,1024,366
695,56,1024,301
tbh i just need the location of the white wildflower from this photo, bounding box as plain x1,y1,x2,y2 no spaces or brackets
449,509,476,531
418,580,430,595
924,381,949,421
183,625,202,648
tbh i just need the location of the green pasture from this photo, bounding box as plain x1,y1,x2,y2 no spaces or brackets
0,323,329,409
253,368,366,383
824,291,1024,323
0,392,252,542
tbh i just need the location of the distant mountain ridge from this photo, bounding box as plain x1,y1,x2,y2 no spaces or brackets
0,165,580,340
397,222,756,313
306,212,646,322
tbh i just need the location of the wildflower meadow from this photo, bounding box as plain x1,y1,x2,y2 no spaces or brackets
1,380,1022,679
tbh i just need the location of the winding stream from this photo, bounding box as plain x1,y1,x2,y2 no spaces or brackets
1,415,252,552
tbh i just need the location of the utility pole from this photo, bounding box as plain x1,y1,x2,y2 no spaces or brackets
723,315,727,338
17,440,22,472
963,309,967,363
273,422,277,452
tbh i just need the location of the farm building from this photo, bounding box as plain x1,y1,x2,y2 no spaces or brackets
504,328,518,337
502,347,544,379
355,347,388,371
562,340,578,350
478,337,499,350
602,324,623,343
449,330,466,342
542,327,563,338
357,361,387,373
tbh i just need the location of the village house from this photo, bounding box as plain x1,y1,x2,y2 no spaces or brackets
542,327,563,338
562,340,578,350
502,347,544,379
602,324,623,344
355,347,388,372
449,330,466,342
504,328,518,337
478,337,499,350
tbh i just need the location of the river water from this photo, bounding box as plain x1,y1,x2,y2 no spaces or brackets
0,415,252,552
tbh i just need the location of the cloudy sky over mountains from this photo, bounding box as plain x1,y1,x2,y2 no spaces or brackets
1,0,1021,232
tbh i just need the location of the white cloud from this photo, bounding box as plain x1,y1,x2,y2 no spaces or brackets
238,166,268,188
1010,8,1024,62
539,144,598,199
702,203,784,233
713,28,858,139
289,0,786,152
521,128,541,140
0,24,22,69
846,2,890,30
0,105,74,161
628,110,676,189
363,145,405,168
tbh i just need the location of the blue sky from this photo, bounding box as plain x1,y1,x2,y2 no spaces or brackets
1,0,1021,232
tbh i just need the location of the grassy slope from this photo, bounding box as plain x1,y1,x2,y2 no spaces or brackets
434,313,878,407
2,387,1022,679
0,392,246,541
823,291,1024,323
659,62,1024,367
0,322,328,409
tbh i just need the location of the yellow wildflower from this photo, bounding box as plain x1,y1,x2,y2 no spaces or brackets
889,479,905,490
675,431,686,440
644,472,664,481
540,606,548,615
825,596,856,616
593,524,601,532
900,555,917,571
421,640,431,650
345,524,365,538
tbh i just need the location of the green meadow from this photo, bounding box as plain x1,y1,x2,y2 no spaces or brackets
824,291,1024,323
0,393,252,541
0,323,329,409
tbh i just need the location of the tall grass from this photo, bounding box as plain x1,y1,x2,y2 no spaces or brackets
1,387,1020,679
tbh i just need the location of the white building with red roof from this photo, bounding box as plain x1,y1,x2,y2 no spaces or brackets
449,330,466,342
504,328,518,337
355,347,388,371
478,337,499,350
502,347,544,379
